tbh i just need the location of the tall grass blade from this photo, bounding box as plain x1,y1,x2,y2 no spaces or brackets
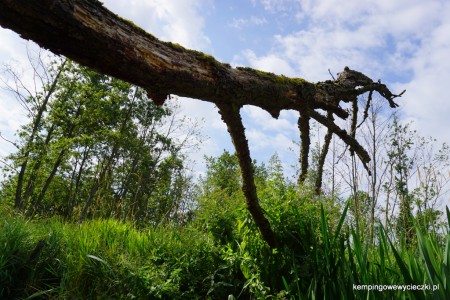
86,254,108,265
24,288,57,299
331,200,349,247
320,205,330,273
383,227,426,300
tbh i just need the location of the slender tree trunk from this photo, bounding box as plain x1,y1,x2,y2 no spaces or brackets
80,96,135,222
351,156,360,231
30,102,82,212
79,156,112,222
385,164,394,228
14,60,66,209
31,149,67,211
369,109,377,244
33,118,81,210
67,147,91,218
22,123,56,207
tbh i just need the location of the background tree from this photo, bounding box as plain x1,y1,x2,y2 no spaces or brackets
1,59,201,225
383,116,449,242
0,51,66,209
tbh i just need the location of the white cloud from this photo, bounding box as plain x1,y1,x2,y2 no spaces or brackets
234,49,296,77
172,97,232,169
229,16,267,29
240,0,448,80
100,0,227,174
0,30,17,58
254,0,299,13
0,29,30,62
272,28,384,80
102,0,211,51
235,0,450,148
241,106,300,171
398,15,450,143
246,128,293,152
245,127,298,172
297,0,441,32
243,106,297,134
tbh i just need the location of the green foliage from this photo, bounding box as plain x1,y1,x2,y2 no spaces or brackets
190,151,450,299
383,114,449,246
277,204,450,299
0,208,226,299
193,152,345,298
387,116,416,245
2,59,197,225
1,168,449,299
194,151,245,245
0,211,63,298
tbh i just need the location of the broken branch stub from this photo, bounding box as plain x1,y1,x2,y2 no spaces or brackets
217,103,278,248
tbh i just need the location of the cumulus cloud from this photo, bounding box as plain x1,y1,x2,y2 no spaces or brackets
237,0,450,147
0,30,16,58
229,16,267,29
246,127,294,153
272,28,384,81
252,0,299,13
399,16,450,142
242,106,297,134
240,0,447,78
102,0,212,51
290,0,447,78
245,127,298,172
0,29,30,62
233,49,296,77
99,0,228,174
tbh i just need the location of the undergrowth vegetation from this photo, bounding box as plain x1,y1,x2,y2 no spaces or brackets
1,182,449,299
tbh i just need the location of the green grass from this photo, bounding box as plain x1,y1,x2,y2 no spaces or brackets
0,204,449,299
0,212,224,299
280,205,450,300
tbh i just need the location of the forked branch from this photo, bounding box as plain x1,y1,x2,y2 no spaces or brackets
0,0,404,247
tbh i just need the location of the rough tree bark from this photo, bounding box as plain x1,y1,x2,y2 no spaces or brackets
0,0,404,248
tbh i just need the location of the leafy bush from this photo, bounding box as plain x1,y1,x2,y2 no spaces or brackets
1,149,449,299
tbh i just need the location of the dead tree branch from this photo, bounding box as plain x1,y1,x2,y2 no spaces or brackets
0,0,404,247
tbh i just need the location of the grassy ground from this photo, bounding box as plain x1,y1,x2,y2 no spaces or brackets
0,204,449,299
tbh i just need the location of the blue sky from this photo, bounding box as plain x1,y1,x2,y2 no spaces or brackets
1,0,450,179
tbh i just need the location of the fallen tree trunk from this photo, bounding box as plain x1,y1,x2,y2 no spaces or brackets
0,0,404,248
